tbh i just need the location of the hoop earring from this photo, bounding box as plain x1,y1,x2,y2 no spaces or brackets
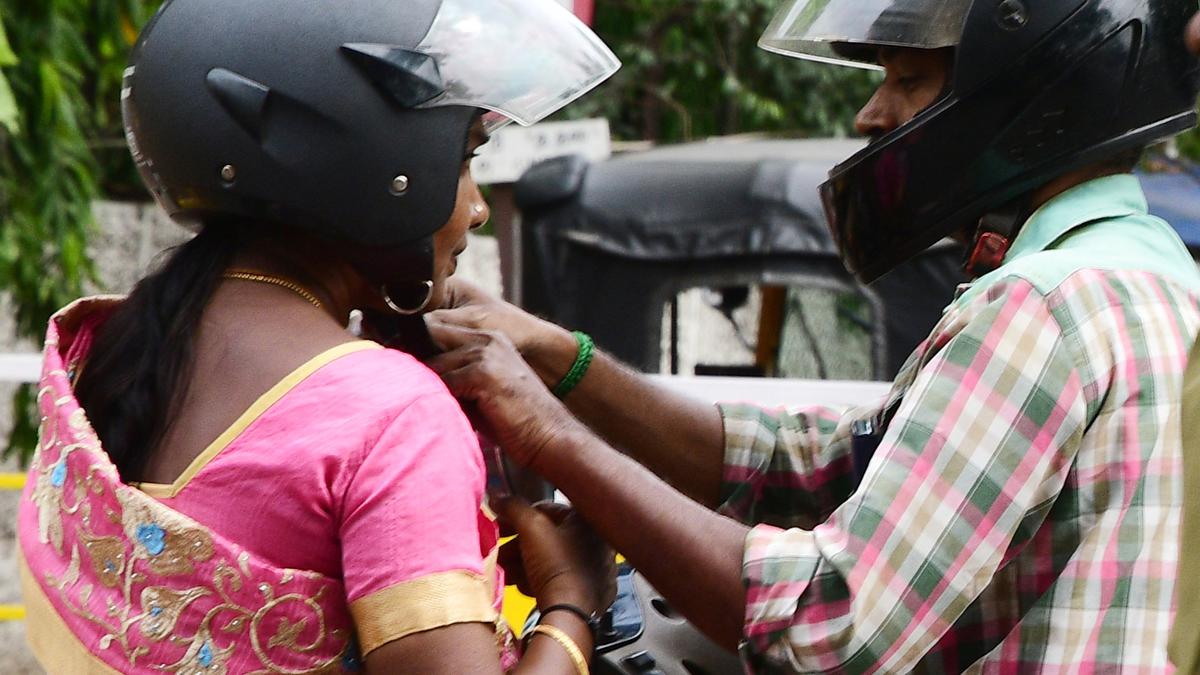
382,280,435,316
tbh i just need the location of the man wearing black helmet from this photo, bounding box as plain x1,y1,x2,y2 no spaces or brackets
430,0,1200,671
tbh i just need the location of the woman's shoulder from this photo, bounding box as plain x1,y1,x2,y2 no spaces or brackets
214,340,473,477
291,342,483,483
286,340,459,417
315,340,446,386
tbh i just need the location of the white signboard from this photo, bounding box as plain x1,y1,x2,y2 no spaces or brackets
471,118,612,185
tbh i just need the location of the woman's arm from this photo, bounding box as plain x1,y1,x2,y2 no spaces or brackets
428,280,727,506
366,624,509,674
365,590,598,675
365,498,613,674
341,361,614,674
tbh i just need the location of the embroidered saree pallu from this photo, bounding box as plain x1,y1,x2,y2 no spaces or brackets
18,307,360,674
20,298,525,673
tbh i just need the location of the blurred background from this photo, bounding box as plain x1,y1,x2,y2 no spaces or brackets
2,2,1200,670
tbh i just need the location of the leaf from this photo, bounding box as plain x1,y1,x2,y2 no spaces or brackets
0,47,15,133
0,12,18,67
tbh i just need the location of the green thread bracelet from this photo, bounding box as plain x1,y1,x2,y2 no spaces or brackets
552,331,595,399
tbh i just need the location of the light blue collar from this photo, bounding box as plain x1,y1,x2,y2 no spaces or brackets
1004,174,1145,264
952,173,1200,306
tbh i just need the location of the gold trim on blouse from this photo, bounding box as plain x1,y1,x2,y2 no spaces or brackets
19,552,124,675
137,341,382,499
349,570,498,655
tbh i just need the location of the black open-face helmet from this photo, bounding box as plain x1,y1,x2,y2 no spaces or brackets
761,0,1200,283
123,0,618,295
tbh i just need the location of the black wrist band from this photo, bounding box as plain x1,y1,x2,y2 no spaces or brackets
540,603,601,637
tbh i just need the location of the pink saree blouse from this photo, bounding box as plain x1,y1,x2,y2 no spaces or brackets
17,297,513,673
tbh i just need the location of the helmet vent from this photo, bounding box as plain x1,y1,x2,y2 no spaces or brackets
206,68,271,142
341,44,446,109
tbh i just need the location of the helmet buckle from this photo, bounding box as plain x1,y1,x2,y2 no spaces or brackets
965,231,1012,278
965,206,1024,278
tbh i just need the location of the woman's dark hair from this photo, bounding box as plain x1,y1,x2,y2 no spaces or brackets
74,224,240,482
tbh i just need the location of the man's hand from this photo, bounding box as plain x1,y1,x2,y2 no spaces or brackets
429,280,577,387
425,320,584,471
495,499,617,616
431,279,727,509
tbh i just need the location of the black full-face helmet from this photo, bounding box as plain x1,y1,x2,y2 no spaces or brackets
123,0,619,293
761,0,1200,283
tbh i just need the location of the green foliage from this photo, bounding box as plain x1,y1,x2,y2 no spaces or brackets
1177,127,1200,161
0,12,19,134
0,1,158,463
560,0,880,142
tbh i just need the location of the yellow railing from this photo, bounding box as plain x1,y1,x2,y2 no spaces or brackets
0,605,24,621
1,472,25,621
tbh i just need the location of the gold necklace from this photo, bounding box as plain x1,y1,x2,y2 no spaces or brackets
222,270,325,310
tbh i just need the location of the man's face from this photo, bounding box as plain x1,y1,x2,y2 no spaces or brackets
855,47,954,139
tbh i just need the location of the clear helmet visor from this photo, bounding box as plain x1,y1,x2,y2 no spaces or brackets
415,0,620,132
759,0,970,69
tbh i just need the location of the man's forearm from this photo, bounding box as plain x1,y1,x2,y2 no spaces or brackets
534,421,749,650
527,328,728,507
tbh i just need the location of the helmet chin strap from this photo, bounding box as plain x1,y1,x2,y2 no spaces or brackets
361,308,443,360
964,201,1029,278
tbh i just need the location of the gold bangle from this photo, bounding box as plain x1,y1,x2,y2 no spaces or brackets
530,624,589,675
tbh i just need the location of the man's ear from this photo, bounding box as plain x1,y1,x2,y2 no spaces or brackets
1188,13,1200,56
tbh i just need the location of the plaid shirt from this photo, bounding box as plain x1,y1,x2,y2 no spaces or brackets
719,175,1200,673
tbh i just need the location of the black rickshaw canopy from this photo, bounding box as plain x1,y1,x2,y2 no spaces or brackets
515,138,1200,380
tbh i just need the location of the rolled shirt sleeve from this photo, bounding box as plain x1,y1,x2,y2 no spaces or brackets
718,402,861,529
732,279,1088,672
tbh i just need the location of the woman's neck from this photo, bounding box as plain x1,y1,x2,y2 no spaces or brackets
229,235,372,324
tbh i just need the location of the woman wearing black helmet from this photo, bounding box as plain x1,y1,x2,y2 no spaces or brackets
15,1,620,673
